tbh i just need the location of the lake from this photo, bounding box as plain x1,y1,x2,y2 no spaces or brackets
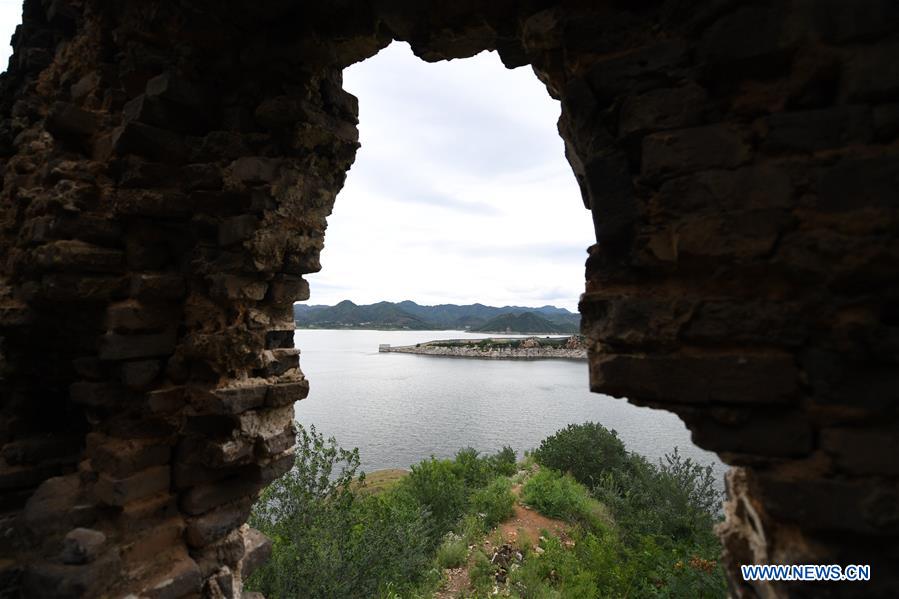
293,329,726,487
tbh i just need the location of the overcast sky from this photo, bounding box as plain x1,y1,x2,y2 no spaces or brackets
0,9,595,311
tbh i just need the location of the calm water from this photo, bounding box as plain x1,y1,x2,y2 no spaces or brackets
293,330,726,487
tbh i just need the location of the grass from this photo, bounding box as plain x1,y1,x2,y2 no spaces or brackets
436,534,469,569
354,468,409,495
521,468,607,530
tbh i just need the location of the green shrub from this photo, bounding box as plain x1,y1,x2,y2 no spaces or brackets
469,550,496,592
453,447,492,489
488,445,518,476
436,533,469,569
470,477,516,529
533,422,628,487
594,449,721,548
510,535,599,599
398,456,467,542
521,469,604,529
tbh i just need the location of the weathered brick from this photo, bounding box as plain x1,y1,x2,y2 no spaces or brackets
94,465,170,506
240,528,272,580
180,477,260,516
185,500,253,548
207,274,268,301
268,275,310,303
112,122,188,164
87,434,171,478
260,348,299,377
230,157,279,184
70,382,123,407
764,106,872,153
130,273,186,300
98,330,176,360
265,329,294,349
218,215,258,246
821,428,899,475
619,83,707,136
642,125,751,180
107,300,175,332
195,385,268,415
592,353,799,405
266,379,309,407
46,102,101,138
121,359,161,389
31,240,123,273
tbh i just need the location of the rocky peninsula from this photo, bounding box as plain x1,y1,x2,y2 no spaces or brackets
378,336,587,360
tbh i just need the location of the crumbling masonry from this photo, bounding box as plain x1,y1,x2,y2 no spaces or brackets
0,1,897,597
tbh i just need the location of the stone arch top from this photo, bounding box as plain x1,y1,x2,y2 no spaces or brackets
1,1,897,597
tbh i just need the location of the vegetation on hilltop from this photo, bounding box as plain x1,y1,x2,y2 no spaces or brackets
247,423,726,598
293,300,580,332
472,311,578,334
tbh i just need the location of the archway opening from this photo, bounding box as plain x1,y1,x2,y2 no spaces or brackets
248,41,728,598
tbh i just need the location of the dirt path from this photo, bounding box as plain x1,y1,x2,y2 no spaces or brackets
434,475,570,598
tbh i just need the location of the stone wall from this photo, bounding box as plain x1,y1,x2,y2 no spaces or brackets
0,1,896,597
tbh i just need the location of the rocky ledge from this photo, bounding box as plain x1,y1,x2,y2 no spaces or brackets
378,337,587,360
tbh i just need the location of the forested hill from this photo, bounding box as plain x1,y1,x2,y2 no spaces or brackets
293,300,580,333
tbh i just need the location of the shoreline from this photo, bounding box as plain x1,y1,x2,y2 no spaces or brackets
379,337,587,361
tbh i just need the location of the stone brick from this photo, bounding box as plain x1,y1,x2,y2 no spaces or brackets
208,274,268,301
121,359,161,389
592,353,799,405
31,240,123,273
266,379,309,407
812,0,899,43
821,428,899,475
112,122,188,164
196,385,268,415
23,552,120,599
757,476,899,535
699,5,798,66
46,102,101,138
260,348,299,377
70,381,123,407
191,529,246,577
87,434,171,478
267,274,310,303
98,330,177,360
764,106,872,153
186,500,253,548
121,517,185,567
147,386,187,414
230,157,279,184
239,528,272,579
130,273,186,300
654,165,793,216
682,301,808,347
60,528,106,565
139,551,201,599
687,410,813,458
642,125,751,180
218,215,258,246
844,40,899,102
106,300,175,332
1,435,81,465
180,477,260,516
94,465,170,506
586,40,688,99
113,188,192,218
619,83,707,136
146,72,205,109
40,274,127,302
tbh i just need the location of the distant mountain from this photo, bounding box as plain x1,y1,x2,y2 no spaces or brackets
293,300,580,332
472,311,579,334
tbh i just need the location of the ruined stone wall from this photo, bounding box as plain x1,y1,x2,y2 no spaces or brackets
0,0,896,597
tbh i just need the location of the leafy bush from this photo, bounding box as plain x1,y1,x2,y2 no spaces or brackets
488,445,518,476
453,447,493,489
246,425,433,598
520,469,604,529
436,533,469,569
470,477,516,529
397,456,467,542
594,449,721,548
533,422,628,487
